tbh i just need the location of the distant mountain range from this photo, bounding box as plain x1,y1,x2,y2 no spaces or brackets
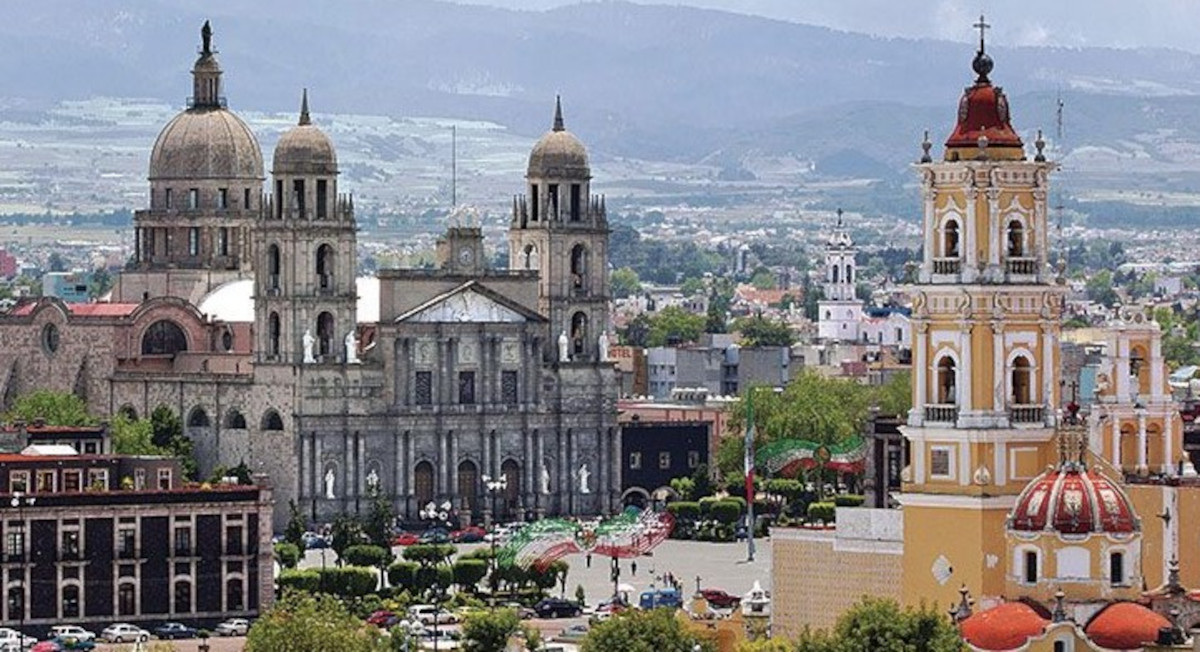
6,0,1200,182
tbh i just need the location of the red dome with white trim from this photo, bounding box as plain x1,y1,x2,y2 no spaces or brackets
960,602,1048,651
1009,465,1138,535
1085,602,1171,650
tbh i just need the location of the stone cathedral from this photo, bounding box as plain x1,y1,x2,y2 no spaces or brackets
0,24,620,529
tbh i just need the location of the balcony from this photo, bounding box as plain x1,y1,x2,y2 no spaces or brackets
932,258,961,275
1005,258,1037,275
1009,404,1044,424
924,404,958,423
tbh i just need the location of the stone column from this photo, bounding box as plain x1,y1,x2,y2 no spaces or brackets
557,430,567,515
448,432,458,502
597,428,607,503
439,431,448,499
964,186,978,280
922,183,935,280
1111,421,1122,469
1138,412,1148,473
534,429,545,517
394,431,404,508
1164,416,1175,476
959,323,973,413
404,431,414,517
912,322,928,424
992,321,1005,415
1041,323,1056,423
987,188,1000,267
300,434,310,501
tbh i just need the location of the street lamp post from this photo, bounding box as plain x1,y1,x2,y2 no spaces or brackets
419,501,452,532
482,474,508,609
9,492,34,635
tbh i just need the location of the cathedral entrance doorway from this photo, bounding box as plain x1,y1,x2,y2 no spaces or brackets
458,460,478,517
501,459,520,520
414,461,434,507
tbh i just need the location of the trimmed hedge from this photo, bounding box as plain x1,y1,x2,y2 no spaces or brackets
403,543,455,565
273,542,301,569
807,502,836,524
834,494,865,508
319,566,377,597
415,565,454,592
343,544,391,568
666,501,701,522
453,559,489,591
387,561,419,590
710,500,742,525
278,568,320,593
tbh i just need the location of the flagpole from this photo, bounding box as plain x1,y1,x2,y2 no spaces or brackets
745,391,756,562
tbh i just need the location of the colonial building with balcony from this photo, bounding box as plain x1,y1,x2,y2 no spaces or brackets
0,448,272,633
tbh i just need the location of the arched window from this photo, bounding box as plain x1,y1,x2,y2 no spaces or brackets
268,245,281,290
1011,356,1032,405
571,312,589,358
570,244,588,291
61,585,79,619
268,312,281,357
937,357,957,405
501,459,521,508
1007,219,1025,257
224,409,247,430
458,460,478,514
141,320,188,356
226,578,244,611
522,244,539,271
186,408,210,428
174,580,191,614
943,220,960,258
317,312,335,358
414,461,435,506
316,244,334,291
118,405,138,421
1024,550,1039,583
261,410,284,431
1110,552,1125,587
846,264,853,284
832,265,839,283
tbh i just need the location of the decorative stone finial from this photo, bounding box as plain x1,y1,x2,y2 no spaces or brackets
836,207,844,228
976,135,989,160
299,88,311,126
920,129,933,163
553,95,565,132
1052,589,1068,622
1034,129,1046,162
201,20,213,56
950,585,973,622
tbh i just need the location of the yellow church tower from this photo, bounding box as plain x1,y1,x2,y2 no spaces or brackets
900,19,1067,609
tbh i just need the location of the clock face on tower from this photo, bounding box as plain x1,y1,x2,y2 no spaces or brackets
457,246,474,266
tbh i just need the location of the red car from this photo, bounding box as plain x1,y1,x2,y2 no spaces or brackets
367,610,399,627
701,589,741,609
451,526,486,543
392,532,420,546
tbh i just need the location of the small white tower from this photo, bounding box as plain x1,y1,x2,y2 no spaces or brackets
817,209,863,341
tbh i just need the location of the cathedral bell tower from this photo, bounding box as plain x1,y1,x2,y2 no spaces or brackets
899,18,1067,610
817,209,864,342
254,91,357,365
508,97,610,363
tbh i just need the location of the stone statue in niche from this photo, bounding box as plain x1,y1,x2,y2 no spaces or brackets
345,331,360,364
303,329,316,364
324,467,336,499
598,332,610,361
579,464,591,494
366,468,379,492
558,330,570,361
541,463,550,494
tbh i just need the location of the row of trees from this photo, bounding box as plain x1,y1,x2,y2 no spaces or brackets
620,306,796,348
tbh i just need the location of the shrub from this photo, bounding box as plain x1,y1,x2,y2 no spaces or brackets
666,501,701,522
387,561,419,590
724,496,747,513
807,502,836,525
709,500,741,526
273,542,301,569
834,494,865,508
415,565,454,592
403,543,455,566
453,559,489,592
342,544,391,568
277,568,320,593
319,566,377,597
698,496,721,515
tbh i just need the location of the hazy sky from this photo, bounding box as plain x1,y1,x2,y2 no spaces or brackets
454,0,1200,53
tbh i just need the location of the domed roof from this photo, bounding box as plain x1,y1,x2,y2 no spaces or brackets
944,33,1022,155
527,96,590,179
273,90,337,175
1084,602,1170,650
960,602,1048,651
149,109,264,181
148,21,263,182
1009,464,1138,535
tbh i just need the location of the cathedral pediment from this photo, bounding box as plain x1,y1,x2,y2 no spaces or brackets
396,282,542,324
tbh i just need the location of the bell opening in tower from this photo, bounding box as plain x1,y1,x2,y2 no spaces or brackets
548,184,559,220
570,184,581,222
316,179,328,219
530,185,539,222
293,179,306,218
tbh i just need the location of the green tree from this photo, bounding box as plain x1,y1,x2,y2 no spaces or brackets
110,414,167,456
621,313,652,347
802,278,824,322
363,488,395,549
149,405,198,480
748,267,776,290
6,390,94,426
669,476,695,501
733,315,796,347
690,463,714,499
284,499,308,549
1085,269,1119,308
611,267,642,299
47,252,67,273
581,608,715,652
647,306,706,347
330,515,366,561
461,607,521,652
246,590,385,652
827,596,962,651
274,542,301,569
704,302,727,334
452,558,489,593
680,277,706,297
873,371,912,419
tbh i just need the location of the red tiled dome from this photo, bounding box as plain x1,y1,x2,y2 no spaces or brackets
945,82,1022,150
1009,465,1138,535
1085,602,1171,650
960,602,1049,651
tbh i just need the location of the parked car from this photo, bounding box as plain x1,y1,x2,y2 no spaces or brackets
700,588,741,609
557,623,589,641
44,637,96,651
392,532,420,546
152,622,197,640
99,624,149,644
302,531,330,549
534,597,583,619
419,528,450,544
214,618,250,636
638,588,682,610
48,627,95,643
450,526,486,543
483,526,510,543
502,602,537,620
0,628,37,649
367,610,400,628
408,604,458,625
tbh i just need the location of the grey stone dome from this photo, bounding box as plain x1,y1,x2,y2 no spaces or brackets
526,97,590,179
149,108,264,181
272,91,337,175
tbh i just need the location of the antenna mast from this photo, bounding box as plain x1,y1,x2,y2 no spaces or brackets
451,125,457,209
1054,93,1065,255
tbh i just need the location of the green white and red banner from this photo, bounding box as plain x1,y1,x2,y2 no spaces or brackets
754,436,868,476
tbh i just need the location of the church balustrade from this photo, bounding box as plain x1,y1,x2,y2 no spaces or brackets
932,258,961,275
924,404,959,423
1009,404,1044,424
1005,257,1037,275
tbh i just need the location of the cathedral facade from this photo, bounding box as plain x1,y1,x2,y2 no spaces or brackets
0,24,620,529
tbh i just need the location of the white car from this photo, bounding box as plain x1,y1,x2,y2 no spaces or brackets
100,623,150,643
0,628,36,649
214,618,250,636
408,605,458,626
49,625,96,642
